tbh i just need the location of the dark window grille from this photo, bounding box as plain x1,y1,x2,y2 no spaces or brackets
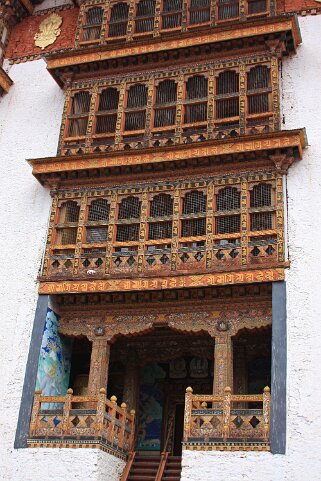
184,103,207,123
118,196,141,219
86,227,108,243
216,215,240,234
250,212,272,231
148,221,173,239
216,71,239,95
248,93,269,114
98,88,119,111
116,223,140,241
135,0,156,32
60,201,80,223
247,66,269,90
108,2,129,37
150,194,173,217
186,76,208,100
181,217,206,237
60,228,77,245
127,84,148,108
96,115,117,133
88,199,110,221
250,183,272,207
189,0,210,24
216,97,239,119
217,0,239,20
81,7,103,41
68,118,88,137
71,92,91,114
247,0,267,14
216,187,240,211
182,191,207,214
162,0,182,28
154,108,176,127
156,80,177,104
124,111,146,130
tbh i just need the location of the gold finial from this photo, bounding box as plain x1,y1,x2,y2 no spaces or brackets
201,402,207,408
186,386,193,393
130,409,136,415
264,386,270,392
35,389,42,394
224,386,231,393
99,388,106,394
121,402,127,408
67,388,73,394
111,395,117,403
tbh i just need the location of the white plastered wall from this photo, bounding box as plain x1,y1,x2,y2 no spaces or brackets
0,60,124,481
181,15,321,481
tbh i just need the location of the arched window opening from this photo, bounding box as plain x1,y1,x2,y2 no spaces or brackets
250,184,272,208
135,0,156,33
217,0,239,20
216,71,239,119
247,66,270,115
150,194,174,217
216,187,240,211
189,0,210,25
68,92,91,137
154,80,177,128
59,201,80,223
161,0,183,29
118,196,141,219
88,199,110,221
184,76,208,124
108,2,129,37
182,191,207,214
125,84,148,131
95,88,119,134
81,7,103,42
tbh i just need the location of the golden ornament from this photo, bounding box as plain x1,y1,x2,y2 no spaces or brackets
34,13,63,50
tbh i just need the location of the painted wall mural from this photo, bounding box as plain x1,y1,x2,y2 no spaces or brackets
137,363,166,451
36,307,73,397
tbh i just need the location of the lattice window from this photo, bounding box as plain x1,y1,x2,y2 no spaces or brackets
148,221,173,239
108,2,129,37
217,0,239,20
118,196,141,219
216,70,239,119
182,191,207,214
59,201,80,223
95,88,119,134
250,183,272,208
125,84,148,131
247,66,270,115
88,199,110,221
68,92,91,137
161,0,183,29
86,226,108,243
154,80,177,127
189,0,210,24
250,212,272,231
216,187,240,211
181,218,206,237
135,0,156,33
116,223,140,241
150,194,173,217
81,7,104,42
247,0,267,14
216,215,240,234
58,228,78,245
184,76,208,124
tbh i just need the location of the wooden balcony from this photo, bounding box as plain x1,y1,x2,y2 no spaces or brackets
28,388,135,455
183,386,271,451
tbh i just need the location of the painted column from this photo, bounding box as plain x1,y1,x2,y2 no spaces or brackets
122,352,139,412
213,334,233,395
88,337,111,395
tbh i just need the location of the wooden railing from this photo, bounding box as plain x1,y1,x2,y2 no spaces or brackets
183,386,270,449
29,388,136,453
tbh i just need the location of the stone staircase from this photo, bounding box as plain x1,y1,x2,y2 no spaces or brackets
125,454,182,481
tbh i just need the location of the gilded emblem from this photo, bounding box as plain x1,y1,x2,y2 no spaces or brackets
34,13,63,50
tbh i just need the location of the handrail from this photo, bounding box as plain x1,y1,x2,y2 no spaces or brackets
120,451,136,481
29,388,136,453
155,452,169,481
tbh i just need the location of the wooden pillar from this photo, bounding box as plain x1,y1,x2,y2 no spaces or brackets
88,337,111,395
233,341,248,395
122,353,140,412
213,334,233,395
